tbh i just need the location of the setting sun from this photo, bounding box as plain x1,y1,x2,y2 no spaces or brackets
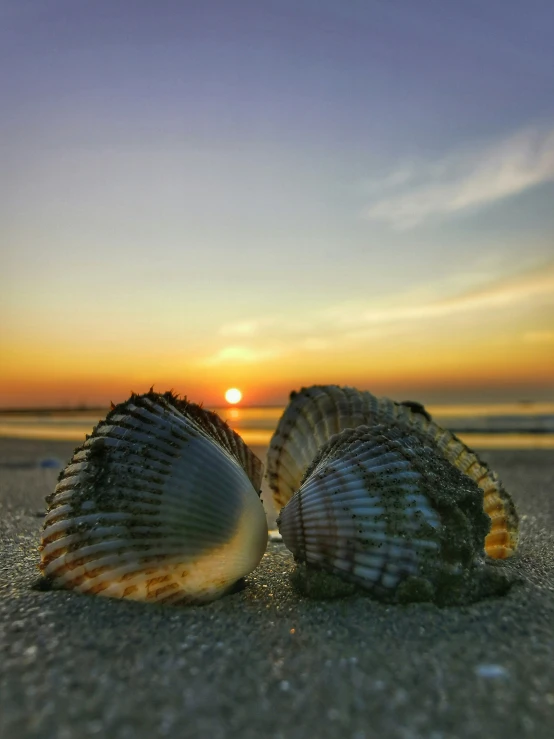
224,387,243,405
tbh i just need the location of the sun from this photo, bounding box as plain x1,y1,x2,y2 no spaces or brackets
224,387,243,405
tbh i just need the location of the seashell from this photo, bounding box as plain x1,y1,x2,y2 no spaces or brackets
267,385,518,559
277,425,512,605
39,390,268,604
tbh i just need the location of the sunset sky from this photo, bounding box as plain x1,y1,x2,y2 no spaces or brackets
2,0,554,408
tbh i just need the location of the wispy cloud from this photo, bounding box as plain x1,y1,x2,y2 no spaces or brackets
522,330,554,344
326,265,554,330
364,126,554,229
199,264,554,366
198,344,283,366
218,319,277,337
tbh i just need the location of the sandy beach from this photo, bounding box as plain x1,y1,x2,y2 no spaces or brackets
1,436,554,739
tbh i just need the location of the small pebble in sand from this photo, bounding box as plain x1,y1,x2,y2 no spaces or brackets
474,664,509,679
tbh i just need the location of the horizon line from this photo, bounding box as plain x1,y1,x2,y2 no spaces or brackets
0,398,551,415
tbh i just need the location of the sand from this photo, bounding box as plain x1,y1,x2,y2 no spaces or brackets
1,437,554,739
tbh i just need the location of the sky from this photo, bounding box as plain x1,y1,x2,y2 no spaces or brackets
1,0,554,407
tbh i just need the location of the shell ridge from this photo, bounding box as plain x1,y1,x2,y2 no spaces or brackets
269,384,518,560
278,423,512,604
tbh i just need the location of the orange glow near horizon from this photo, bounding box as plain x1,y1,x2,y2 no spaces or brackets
0,354,553,409
1,266,553,409
1,326,554,407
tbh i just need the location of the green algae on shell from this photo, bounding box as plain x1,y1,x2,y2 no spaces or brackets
39,390,268,604
277,425,513,606
267,385,518,559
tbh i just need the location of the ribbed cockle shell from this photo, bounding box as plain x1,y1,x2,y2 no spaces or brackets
278,425,511,605
39,391,268,604
267,385,518,559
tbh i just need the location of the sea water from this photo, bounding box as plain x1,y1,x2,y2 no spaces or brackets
0,403,553,448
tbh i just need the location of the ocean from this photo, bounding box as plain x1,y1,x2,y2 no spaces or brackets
0,402,553,449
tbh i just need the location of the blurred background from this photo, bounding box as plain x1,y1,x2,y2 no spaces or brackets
1,0,553,448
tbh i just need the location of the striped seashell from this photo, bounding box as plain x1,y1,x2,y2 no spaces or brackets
39,391,268,604
267,385,518,559
277,425,511,605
